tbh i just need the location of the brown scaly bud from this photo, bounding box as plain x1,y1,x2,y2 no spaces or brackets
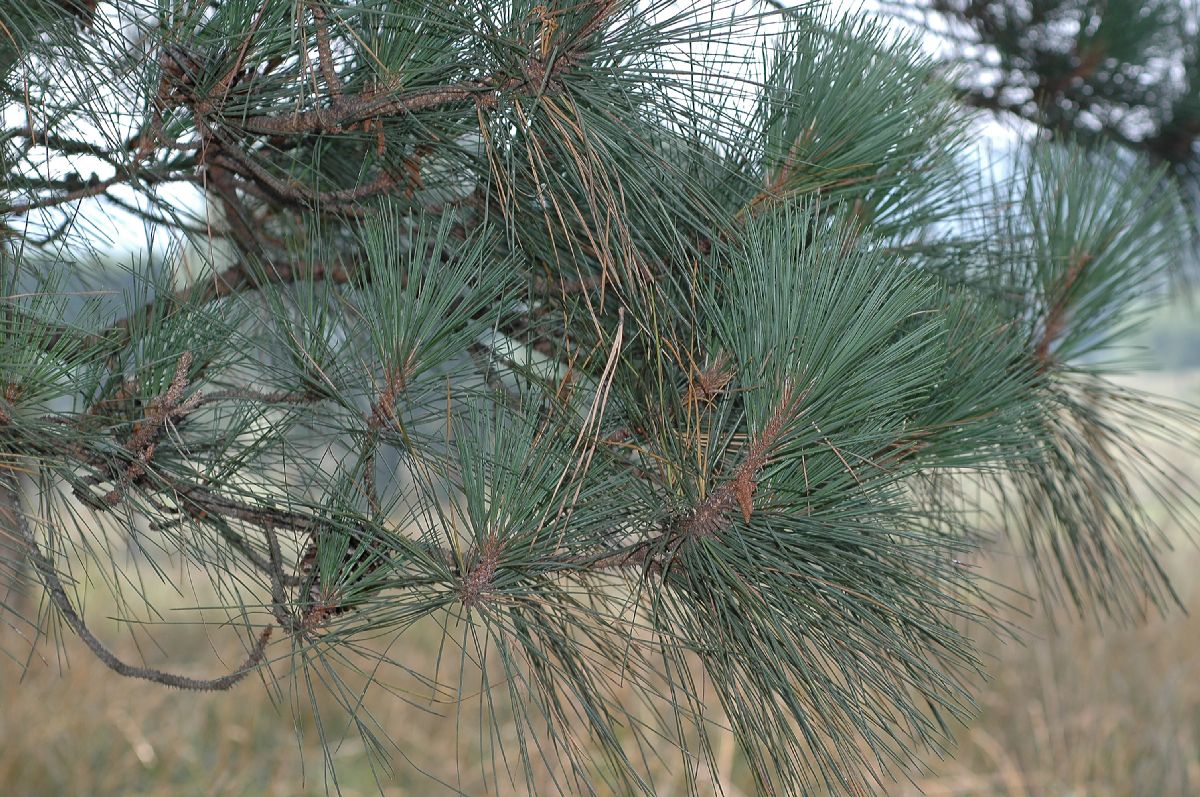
685,352,733,407
460,535,502,611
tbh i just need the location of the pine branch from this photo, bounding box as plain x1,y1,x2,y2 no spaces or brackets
4,2,1196,792
3,465,273,691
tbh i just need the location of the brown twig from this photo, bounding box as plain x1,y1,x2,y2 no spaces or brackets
40,253,359,353
103,352,202,505
192,387,315,408
205,163,269,255
681,386,804,539
236,84,500,137
1035,250,1091,367
308,1,343,101
4,467,273,691
5,127,120,158
4,173,127,216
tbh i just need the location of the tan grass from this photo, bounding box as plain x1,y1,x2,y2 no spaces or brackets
7,550,1199,797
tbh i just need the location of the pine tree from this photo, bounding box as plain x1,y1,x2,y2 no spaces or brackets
1,1,1196,794
887,0,1200,244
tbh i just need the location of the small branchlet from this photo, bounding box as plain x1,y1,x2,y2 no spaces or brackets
682,385,802,542
1036,250,1092,369
4,466,273,691
598,387,806,576
370,357,417,432
103,352,201,505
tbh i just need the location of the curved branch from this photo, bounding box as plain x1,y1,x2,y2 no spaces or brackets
4,466,273,691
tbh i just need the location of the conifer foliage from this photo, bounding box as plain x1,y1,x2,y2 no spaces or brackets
888,0,1200,244
1,1,1196,793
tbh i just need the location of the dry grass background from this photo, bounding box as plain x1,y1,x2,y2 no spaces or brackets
2,371,1198,797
